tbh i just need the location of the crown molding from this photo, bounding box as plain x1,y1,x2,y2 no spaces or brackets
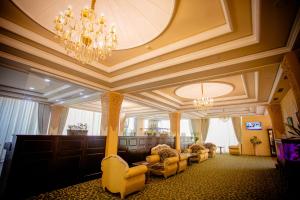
112,47,287,91
267,66,283,103
0,51,110,91
0,33,109,81
140,92,180,108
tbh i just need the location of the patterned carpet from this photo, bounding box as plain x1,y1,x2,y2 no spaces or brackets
28,155,289,200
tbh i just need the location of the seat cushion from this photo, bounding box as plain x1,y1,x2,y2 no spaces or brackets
158,148,178,162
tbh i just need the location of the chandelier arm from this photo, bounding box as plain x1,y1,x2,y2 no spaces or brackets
91,0,96,10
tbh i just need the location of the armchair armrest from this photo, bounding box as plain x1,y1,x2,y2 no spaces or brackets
164,156,179,165
124,165,147,179
185,149,192,153
179,153,188,160
146,155,160,163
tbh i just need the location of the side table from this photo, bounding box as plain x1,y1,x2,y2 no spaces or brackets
217,146,224,154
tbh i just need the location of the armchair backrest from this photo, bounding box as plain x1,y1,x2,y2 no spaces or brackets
101,155,129,192
151,144,171,155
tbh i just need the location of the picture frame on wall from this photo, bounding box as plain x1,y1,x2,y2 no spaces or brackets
287,116,294,126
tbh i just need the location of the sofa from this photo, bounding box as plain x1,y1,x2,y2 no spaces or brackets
146,144,187,178
204,143,217,158
101,155,148,199
186,144,209,163
229,144,241,155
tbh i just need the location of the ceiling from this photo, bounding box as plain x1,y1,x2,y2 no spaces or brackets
12,0,176,50
0,0,299,119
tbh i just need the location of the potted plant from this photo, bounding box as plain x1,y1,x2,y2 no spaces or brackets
192,132,199,143
250,136,262,156
285,122,300,138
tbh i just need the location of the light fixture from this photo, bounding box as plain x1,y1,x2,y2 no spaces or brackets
44,78,51,82
79,92,84,96
82,95,89,99
193,83,213,111
29,87,35,90
219,109,229,122
54,0,117,64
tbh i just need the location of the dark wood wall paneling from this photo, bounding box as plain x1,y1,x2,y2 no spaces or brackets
0,135,194,199
0,135,106,199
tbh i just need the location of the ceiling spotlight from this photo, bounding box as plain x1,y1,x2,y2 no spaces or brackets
82,95,89,99
79,92,84,96
29,87,35,90
44,78,51,82
55,99,59,102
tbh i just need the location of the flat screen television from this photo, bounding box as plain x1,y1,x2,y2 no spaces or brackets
246,122,262,130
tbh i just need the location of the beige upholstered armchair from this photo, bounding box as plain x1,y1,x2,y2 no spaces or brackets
229,144,241,155
204,143,217,158
101,155,148,199
146,144,187,178
186,144,209,163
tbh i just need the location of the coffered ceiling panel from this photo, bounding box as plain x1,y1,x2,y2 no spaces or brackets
0,0,299,118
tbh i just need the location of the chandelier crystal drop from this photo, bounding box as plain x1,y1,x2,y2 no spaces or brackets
193,83,214,111
54,0,117,64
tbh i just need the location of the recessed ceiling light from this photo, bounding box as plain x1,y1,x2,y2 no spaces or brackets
29,87,35,90
82,95,89,98
79,92,84,96
44,78,51,82
55,99,59,102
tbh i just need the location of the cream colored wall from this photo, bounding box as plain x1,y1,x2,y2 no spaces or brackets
241,115,272,156
281,89,299,137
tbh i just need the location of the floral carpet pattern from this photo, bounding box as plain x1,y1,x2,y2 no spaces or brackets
28,155,288,200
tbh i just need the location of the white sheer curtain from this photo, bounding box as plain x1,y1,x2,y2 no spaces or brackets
63,108,101,135
180,119,192,136
158,120,170,130
205,118,238,152
0,97,38,162
124,117,136,136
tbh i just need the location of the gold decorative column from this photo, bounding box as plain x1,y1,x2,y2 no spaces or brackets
101,92,124,156
169,112,181,151
119,113,126,136
48,105,68,135
267,104,285,139
282,52,300,110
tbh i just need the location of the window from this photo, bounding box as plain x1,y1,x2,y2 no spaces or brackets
0,97,38,162
63,108,101,135
180,119,192,136
158,120,170,130
205,118,238,152
124,117,136,136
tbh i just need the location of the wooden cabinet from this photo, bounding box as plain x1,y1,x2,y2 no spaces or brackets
0,135,106,199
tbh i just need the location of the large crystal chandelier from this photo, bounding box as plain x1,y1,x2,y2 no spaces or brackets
54,0,117,64
193,83,214,111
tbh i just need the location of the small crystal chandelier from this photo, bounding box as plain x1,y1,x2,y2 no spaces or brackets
220,116,230,122
219,109,229,122
193,83,214,111
54,0,117,64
